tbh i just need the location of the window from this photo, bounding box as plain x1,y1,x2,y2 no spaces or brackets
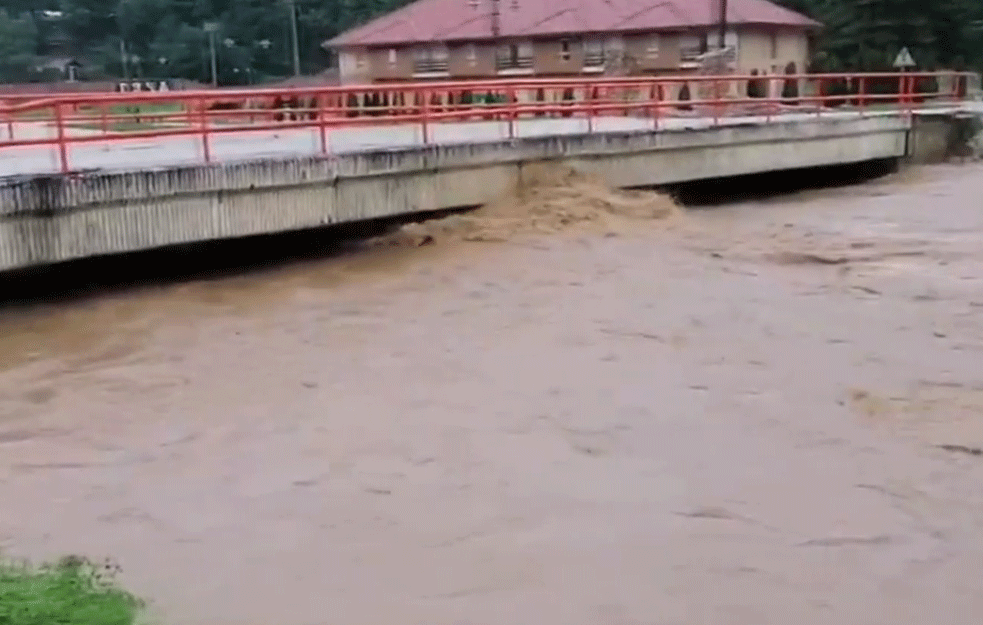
560,39,571,61
496,41,533,72
414,45,449,61
413,45,449,74
462,43,477,66
646,34,660,58
679,34,702,62
339,51,359,75
769,32,778,59
387,49,397,65
583,39,604,66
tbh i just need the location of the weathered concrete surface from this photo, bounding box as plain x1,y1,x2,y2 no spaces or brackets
0,115,918,271
906,110,983,162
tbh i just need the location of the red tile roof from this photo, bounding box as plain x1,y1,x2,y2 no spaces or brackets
326,0,819,47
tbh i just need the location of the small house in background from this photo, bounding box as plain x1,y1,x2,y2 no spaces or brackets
65,59,83,82
35,57,85,82
323,0,820,84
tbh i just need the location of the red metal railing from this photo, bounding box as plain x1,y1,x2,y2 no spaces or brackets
0,71,975,174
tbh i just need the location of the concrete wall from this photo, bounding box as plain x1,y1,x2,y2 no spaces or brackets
738,29,809,75
0,115,916,271
624,33,681,72
905,111,982,163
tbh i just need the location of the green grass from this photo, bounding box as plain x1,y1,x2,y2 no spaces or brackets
15,103,185,124
95,103,185,117
66,120,183,133
0,555,144,625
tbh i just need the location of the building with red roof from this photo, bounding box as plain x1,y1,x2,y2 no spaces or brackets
324,0,820,83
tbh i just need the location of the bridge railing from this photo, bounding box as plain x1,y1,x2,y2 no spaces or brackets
0,71,974,174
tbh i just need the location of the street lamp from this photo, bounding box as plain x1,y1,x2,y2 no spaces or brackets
286,0,301,76
204,21,219,86
119,39,130,81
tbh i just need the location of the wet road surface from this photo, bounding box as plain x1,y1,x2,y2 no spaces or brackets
2,164,983,624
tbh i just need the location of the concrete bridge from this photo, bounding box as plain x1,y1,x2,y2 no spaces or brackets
0,104,978,272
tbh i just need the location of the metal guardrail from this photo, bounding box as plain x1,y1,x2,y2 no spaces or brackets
0,71,975,173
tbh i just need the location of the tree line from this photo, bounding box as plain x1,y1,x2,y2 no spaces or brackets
0,0,410,84
780,0,983,71
0,0,980,84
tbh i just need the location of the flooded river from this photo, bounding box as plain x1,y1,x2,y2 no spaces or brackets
2,164,983,624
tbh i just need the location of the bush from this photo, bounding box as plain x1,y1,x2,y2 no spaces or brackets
0,555,143,625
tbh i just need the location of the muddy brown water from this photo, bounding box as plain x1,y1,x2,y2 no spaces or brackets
3,164,983,624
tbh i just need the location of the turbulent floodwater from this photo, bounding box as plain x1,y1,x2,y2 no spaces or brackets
2,164,983,625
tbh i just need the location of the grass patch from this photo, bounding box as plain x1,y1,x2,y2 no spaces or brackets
104,103,184,116
0,555,144,625
66,121,182,133
15,103,185,124
71,103,187,133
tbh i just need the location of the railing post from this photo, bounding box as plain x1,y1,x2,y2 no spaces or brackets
652,80,661,131
711,77,720,126
587,83,596,133
99,102,109,134
197,98,211,164
813,76,822,118
318,94,328,154
901,71,911,117
421,88,430,144
54,102,70,173
858,76,866,117
507,85,516,140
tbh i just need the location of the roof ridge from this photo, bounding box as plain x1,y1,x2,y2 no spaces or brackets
325,0,819,48
613,1,674,30
326,0,436,45
514,7,579,36
434,13,492,40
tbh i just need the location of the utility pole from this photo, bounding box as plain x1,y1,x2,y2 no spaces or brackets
120,38,130,82
717,0,728,50
490,0,500,37
210,33,218,86
204,22,219,86
288,0,301,76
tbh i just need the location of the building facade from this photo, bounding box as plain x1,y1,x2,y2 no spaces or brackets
334,29,811,83
326,0,819,84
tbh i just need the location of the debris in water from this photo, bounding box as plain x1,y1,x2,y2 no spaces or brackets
936,444,983,456
373,165,681,246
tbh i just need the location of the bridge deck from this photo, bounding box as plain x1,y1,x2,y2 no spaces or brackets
0,107,965,177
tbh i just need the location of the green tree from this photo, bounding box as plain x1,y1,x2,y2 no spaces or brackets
0,9,38,81
776,0,983,70
1,0,981,83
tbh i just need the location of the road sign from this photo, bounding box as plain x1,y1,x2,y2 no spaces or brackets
893,47,916,68
115,79,172,92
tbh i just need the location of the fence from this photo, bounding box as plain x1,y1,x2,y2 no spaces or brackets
0,71,976,174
